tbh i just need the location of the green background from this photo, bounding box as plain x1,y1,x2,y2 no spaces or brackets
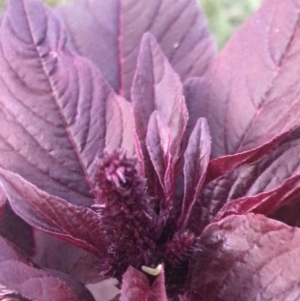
0,0,263,49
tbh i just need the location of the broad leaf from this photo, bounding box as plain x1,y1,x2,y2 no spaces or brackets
133,33,188,203
212,175,300,222
185,0,300,158
0,204,34,257
87,279,120,301
0,236,95,301
120,267,149,301
0,202,100,284
184,78,284,183
0,0,133,206
184,81,288,184
270,197,300,227
57,0,216,100
188,125,300,234
0,285,30,301
0,168,104,258
32,231,101,284
120,266,167,301
205,130,287,183
187,214,300,301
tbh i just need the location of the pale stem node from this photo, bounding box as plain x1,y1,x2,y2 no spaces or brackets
141,264,163,276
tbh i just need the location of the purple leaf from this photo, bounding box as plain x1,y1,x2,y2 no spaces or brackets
87,279,120,301
133,33,188,203
32,231,101,284
0,168,104,258
187,214,300,301
109,295,120,301
188,125,300,234
270,197,300,227
148,269,167,301
0,236,95,301
177,118,211,228
146,112,168,194
205,129,287,183
1,203,100,284
120,267,149,301
0,287,30,301
185,0,300,158
57,0,216,100
212,175,300,222
0,187,6,218
0,0,133,206
0,204,34,257
120,266,167,301
0,237,25,263
105,96,135,156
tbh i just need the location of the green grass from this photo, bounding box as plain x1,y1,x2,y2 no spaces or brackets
0,0,263,50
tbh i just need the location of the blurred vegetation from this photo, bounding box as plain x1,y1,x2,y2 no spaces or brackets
0,0,263,50
198,0,262,49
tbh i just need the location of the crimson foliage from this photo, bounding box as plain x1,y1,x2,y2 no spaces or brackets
1,0,300,300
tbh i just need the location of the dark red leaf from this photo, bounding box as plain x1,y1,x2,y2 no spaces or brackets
0,204,34,257
133,33,188,204
32,230,101,284
3,273,94,301
105,97,135,156
213,175,300,222
187,214,300,301
120,266,167,301
148,269,167,301
146,112,168,195
120,267,149,301
87,279,120,301
0,168,104,258
0,187,6,219
270,197,300,227
188,126,300,234
185,0,300,158
0,287,30,301
205,129,287,183
57,0,216,99
177,118,211,228
0,0,133,206
0,236,95,301
109,295,120,301
1,202,100,284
